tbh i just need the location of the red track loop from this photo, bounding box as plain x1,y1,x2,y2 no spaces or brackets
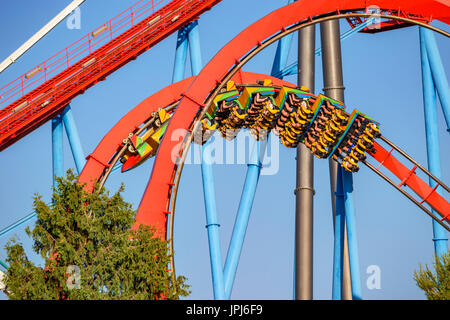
79,72,296,234
133,0,450,235
79,77,195,189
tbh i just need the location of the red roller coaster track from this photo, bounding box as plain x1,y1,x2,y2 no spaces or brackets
0,0,221,151
121,0,450,234
3,0,450,237
78,71,300,231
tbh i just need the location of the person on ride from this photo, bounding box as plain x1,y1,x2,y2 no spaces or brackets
343,156,359,172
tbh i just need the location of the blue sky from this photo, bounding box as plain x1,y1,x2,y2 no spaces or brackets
0,0,449,300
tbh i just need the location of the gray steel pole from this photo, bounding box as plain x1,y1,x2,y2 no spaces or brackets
320,19,353,300
295,24,315,300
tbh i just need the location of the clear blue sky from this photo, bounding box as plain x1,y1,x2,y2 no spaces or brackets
0,0,449,300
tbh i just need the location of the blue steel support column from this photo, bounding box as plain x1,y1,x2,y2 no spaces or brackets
419,29,449,258
271,0,295,78
223,139,267,299
172,27,189,83
187,20,202,76
189,19,226,299
420,28,450,133
332,167,346,300
52,115,64,188
62,105,85,174
341,170,362,300
201,139,226,300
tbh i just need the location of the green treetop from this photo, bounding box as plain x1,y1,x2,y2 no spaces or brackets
414,252,450,300
3,170,190,300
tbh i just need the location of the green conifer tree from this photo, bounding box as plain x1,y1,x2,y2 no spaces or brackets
3,170,190,300
414,252,450,300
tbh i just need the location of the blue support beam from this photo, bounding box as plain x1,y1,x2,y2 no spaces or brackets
223,139,267,299
172,27,189,83
51,115,64,188
0,211,37,239
420,28,450,133
332,166,346,300
185,19,227,299
419,29,449,258
341,170,362,300
187,20,202,76
271,0,295,78
62,105,86,174
0,259,8,270
201,139,226,300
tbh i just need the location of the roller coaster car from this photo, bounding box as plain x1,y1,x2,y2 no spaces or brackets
237,79,276,113
329,110,380,172
120,108,171,172
238,81,277,130
211,80,281,141
205,80,240,121
299,94,347,156
273,85,314,110
301,94,345,133
274,86,316,147
197,117,218,143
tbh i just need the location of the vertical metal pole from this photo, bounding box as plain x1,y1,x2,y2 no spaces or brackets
332,168,345,300
295,25,315,300
320,19,353,299
172,27,188,83
61,105,85,174
52,115,64,188
201,139,226,300
223,139,267,299
341,169,362,300
419,29,449,258
187,20,202,76
420,28,450,132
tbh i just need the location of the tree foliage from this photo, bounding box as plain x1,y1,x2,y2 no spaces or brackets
3,170,190,300
414,252,450,300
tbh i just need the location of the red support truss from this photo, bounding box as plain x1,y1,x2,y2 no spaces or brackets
345,8,430,33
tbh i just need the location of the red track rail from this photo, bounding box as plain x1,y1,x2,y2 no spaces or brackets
368,141,450,223
79,72,298,234
79,72,450,235
131,0,450,234
345,9,430,33
3,0,449,236
0,0,221,151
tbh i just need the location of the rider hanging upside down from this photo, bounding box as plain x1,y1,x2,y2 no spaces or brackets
342,156,359,172
311,141,328,158
365,122,381,139
333,109,348,125
358,134,374,149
